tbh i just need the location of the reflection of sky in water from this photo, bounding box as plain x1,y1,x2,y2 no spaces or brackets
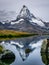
0,39,45,65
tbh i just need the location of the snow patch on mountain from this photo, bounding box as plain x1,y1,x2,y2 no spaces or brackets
11,19,24,25
31,18,45,27
0,21,5,24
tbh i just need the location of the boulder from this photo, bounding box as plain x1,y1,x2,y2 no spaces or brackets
41,39,49,53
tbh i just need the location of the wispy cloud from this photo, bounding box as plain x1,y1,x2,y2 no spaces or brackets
0,0,49,21
0,10,16,21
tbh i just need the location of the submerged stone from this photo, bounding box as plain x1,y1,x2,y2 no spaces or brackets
25,48,32,54
0,45,15,65
41,39,49,53
0,50,15,64
41,39,49,65
41,52,49,65
0,45,4,54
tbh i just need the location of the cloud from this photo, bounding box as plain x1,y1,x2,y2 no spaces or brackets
0,10,16,21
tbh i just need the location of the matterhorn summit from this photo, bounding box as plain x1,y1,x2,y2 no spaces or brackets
17,5,35,20
16,5,45,27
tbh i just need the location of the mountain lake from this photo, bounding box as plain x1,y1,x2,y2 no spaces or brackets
0,35,49,65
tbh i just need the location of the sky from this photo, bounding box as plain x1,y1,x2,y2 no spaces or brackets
0,0,49,22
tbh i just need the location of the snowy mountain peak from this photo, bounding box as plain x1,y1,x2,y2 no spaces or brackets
17,5,35,20
20,5,30,16
0,5,49,34
23,5,27,8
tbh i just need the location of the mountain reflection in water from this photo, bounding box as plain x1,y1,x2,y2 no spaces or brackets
0,35,49,65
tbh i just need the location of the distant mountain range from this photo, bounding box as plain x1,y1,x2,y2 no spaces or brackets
0,5,49,34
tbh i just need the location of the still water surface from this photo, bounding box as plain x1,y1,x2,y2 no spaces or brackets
0,35,49,65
